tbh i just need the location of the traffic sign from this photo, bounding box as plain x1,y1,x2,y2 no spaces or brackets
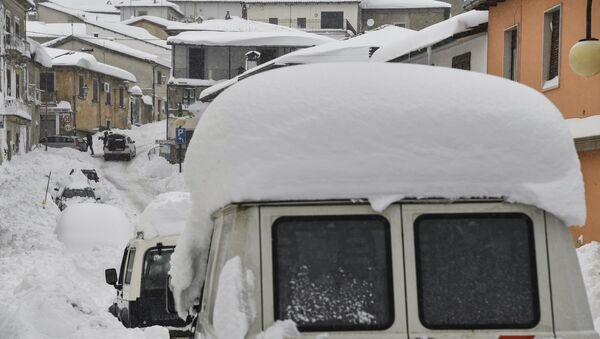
175,128,186,145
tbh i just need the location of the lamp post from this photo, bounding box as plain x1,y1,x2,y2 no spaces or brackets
569,0,600,77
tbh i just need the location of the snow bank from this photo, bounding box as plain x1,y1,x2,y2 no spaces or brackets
168,30,333,47
578,242,600,331
137,192,191,239
56,203,133,250
255,320,300,339
170,62,585,316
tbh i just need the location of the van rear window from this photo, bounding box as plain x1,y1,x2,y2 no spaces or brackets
272,215,394,332
414,213,539,329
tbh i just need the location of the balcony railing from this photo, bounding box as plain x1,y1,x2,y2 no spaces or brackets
4,97,32,120
28,84,42,105
4,33,29,57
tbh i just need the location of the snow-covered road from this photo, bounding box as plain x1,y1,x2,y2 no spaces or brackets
0,121,185,339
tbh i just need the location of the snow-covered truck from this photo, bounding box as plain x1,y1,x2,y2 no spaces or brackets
167,63,597,339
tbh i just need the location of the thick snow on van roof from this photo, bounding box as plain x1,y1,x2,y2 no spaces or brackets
170,62,585,316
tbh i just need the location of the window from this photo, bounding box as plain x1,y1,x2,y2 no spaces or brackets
157,70,163,84
269,17,278,25
15,71,19,99
7,69,11,96
92,78,99,102
142,247,174,291
137,10,148,16
394,23,406,28
189,48,205,79
272,215,394,331
503,26,518,80
105,85,112,105
117,247,129,285
321,12,343,29
452,52,471,71
543,6,561,88
182,87,195,105
124,248,136,284
5,15,11,34
414,213,539,329
119,87,124,107
297,17,306,29
14,19,19,38
78,75,85,97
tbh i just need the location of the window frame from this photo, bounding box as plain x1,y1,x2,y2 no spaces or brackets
259,204,406,334
124,247,136,285
401,203,554,338
297,17,306,29
320,11,344,29
268,17,278,25
413,213,540,329
92,78,99,102
541,4,562,91
141,245,175,291
503,24,519,81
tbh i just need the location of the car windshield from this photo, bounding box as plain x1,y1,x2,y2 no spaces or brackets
62,188,95,199
142,247,174,291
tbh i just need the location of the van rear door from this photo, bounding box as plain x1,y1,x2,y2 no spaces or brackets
401,203,554,339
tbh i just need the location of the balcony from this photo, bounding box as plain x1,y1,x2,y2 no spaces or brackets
4,33,30,59
28,84,43,105
40,91,57,104
4,97,32,121
463,0,504,10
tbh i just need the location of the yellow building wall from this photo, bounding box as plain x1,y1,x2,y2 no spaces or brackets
55,68,130,132
487,1,600,241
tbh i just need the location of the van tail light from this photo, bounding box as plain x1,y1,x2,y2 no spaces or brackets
498,336,534,339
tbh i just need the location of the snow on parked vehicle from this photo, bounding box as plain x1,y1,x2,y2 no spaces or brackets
168,63,592,339
52,169,100,211
55,203,133,250
137,192,191,239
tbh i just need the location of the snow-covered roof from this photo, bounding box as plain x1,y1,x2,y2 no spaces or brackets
371,10,488,61
166,16,300,33
244,0,359,3
42,34,170,68
85,20,170,49
168,30,333,46
27,38,53,68
47,47,137,82
38,2,120,23
199,25,415,100
170,63,585,316
114,0,184,15
361,0,451,9
47,0,119,14
137,192,190,238
567,116,600,139
27,21,87,39
141,95,153,105
121,15,174,28
168,77,223,87
129,85,143,95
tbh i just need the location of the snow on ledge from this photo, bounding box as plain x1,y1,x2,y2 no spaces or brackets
169,62,585,317
567,115,600,139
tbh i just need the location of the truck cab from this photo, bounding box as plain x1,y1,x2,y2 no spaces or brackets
105,235,193,338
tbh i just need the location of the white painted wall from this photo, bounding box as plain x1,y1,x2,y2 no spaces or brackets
246,3,359,31
119,6,182,21
405,34,487,74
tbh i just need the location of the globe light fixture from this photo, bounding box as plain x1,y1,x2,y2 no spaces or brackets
569,0,600,77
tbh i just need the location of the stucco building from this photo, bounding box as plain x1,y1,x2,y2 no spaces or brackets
465,0,600,243
115,0,184,21
360,0,450,32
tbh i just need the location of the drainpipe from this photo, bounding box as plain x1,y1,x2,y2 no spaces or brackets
427,46,432,65
152,63,158,122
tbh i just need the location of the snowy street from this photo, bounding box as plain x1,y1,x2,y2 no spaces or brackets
0,121,183,339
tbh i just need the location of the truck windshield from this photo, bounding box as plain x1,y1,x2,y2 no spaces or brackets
142,247,174,291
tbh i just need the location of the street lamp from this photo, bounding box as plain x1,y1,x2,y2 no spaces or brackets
569,0,600,77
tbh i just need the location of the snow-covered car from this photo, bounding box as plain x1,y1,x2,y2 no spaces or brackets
103,133,136,161
54,185,99,211
166,64,598,339
104,192,193,336
40,135,87,152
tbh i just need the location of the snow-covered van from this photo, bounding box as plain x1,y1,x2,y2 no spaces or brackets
105,235,193,338
167,63,597,339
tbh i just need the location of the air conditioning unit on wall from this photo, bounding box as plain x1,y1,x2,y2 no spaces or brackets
103,82,111,93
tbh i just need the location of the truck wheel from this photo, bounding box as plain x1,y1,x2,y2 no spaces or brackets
108,304,118,317
120,309,132,328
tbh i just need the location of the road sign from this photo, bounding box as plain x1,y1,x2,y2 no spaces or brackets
175,128,186,145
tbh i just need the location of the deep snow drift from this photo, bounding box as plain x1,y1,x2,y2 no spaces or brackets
170,63,585,316
0,121,184,339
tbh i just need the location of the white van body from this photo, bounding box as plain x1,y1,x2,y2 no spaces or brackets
188,200,596,339
167,63,594,339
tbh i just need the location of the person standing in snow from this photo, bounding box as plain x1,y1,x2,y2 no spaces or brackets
102,131,109,147
86,133,94,155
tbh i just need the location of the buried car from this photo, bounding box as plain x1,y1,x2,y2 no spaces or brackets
166,63,597,339
54,182,99,211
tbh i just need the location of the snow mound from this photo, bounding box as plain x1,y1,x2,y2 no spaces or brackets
170,62,585,316
137,192,191,239
256,320,300,339
56,203,133,250
578,242,600,331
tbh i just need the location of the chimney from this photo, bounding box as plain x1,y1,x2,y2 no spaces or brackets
245,51,261,70
225,10,231,20
242,3,248,20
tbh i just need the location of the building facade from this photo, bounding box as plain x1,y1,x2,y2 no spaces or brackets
360,0,450,32
115,1,184,21
465,0,600,243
